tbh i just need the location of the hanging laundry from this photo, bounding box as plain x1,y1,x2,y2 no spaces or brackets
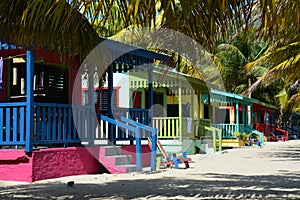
0,57,3,91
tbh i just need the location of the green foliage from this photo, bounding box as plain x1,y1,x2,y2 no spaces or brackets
233,132,251,140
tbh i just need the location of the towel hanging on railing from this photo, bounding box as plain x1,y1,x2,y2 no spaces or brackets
0,57,3,91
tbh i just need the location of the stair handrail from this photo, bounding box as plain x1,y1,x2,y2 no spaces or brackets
204,126,222,153
275,127,289,141
252,130,265,146
120,116,157,171
98,115,143,173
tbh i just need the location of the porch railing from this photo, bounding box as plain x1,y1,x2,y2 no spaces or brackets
34,103,94,146
0,102,95,150
253,123,276,136
211,124,238,138
153,117,180,139
112,107,150,125
0,102,27,146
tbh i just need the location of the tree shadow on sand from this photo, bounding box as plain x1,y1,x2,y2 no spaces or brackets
0,172,300,199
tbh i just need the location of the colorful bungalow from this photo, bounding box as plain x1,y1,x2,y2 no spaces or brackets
124,67,214,153
252,102,278,141
0,38,170,182
82,65,216,154
99,67,271,152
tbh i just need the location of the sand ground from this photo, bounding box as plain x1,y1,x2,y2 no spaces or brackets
0,140,299,199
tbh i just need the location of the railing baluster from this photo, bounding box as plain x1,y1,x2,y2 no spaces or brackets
58,107,62,140
0,108,3,142
63,107,67,142
52,106,56,141
6,108,10,142
13,108,17,142
105,121,108,139
90,107,95,143
47,107,51,140
159,119,163,138
36,105,41,141
168,119,171,138
20,107,25,142
42,106,46,140
68,107,72,140
73,107,78,140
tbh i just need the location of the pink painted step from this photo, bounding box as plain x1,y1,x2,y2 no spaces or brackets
99,146,136,174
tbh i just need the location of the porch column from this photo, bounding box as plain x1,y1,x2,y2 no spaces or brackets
88,67,95,144
191,90,194,119
88,68,94,106
108,64,114,143
242,104,246,133
178,80,182,141
147,63,153,125
199,93,205,119
247,105,251,125
242,104,245,125
25,50,34,153
245,104,249,126
194,91,200,138
236,101,240,132
250,105,253,125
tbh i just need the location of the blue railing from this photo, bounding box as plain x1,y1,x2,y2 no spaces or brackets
0,102,95,150
112,107,150,125
0,102,27,146
33,103,94,146
211,124,238,138
99,115,157,172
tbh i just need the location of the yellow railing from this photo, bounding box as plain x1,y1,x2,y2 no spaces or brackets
152,117,211,140
153,117,180,139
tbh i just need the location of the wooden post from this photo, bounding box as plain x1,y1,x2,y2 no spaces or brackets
108,64,114,144
88,67,95,144
197,92,201,138
191,90,194,119
200,93,205,119
236,101,239,133
135,127,142,173
147,63,153,125
25,50,34,153
178,80,182,141
242,104,247,133
150,129,157,171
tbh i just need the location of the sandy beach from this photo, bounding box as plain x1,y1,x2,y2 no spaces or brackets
0,140,299,199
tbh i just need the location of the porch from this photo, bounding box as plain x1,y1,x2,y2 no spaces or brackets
0,38,172,181
209,89,263,146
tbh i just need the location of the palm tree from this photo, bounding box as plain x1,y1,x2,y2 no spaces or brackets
1,1,299,106
244,0,300,123
0,0,283,54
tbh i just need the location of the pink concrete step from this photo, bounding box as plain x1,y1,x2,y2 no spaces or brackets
98,146,136,174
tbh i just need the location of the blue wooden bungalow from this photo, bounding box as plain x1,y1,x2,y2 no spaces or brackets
0,38,170,181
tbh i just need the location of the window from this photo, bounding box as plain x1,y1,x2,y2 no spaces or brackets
83,89,117,114
10,62,69,103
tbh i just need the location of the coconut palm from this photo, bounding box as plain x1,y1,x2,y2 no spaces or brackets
1,0,299,109
246,41,300,113
0,0,286,54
